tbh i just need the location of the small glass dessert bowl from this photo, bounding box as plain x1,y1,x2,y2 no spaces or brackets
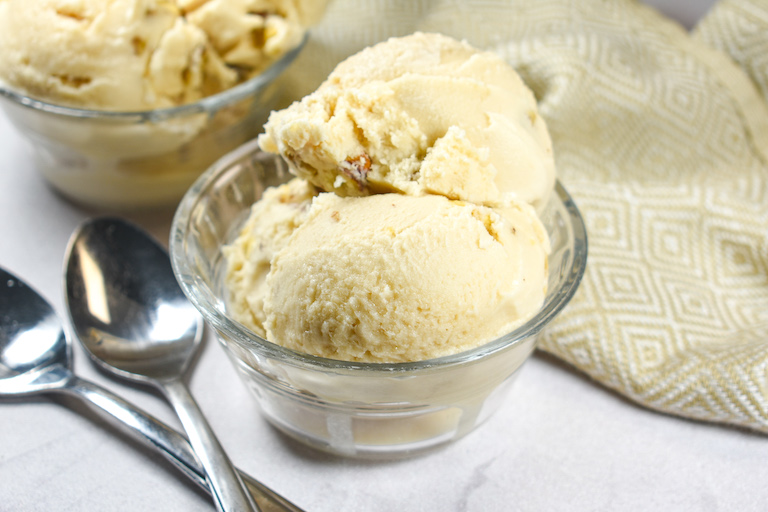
0,38,305,212
170,138,588,459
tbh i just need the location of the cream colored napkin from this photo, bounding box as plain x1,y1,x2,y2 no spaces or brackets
278,0,768,434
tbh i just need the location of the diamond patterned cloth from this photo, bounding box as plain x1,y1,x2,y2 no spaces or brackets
279,0,768,433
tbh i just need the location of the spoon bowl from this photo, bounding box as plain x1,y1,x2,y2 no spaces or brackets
64,217,258,512
0,267,71,394
65,218,202,381
0,269,67,375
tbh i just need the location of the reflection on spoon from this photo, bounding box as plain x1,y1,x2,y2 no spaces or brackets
64,217,259,512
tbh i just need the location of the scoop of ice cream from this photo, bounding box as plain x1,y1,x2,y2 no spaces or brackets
258,32,556,210
226,189,550,363
223,177,317,336
0,0,316,110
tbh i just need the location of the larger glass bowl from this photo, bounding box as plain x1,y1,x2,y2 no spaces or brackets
170,138,588,459
0,37,305,211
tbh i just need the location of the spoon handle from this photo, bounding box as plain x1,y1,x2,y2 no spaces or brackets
161,378,260,512
63,375,305,512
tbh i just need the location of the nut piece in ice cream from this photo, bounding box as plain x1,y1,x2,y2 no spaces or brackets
258,32,556,210
0,0,317,111
226,191,550,363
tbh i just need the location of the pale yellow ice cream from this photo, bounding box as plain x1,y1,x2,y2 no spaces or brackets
258,32,556,211
0,0,317,111
224,33,554,363
224,177,317,336
226,184,549,362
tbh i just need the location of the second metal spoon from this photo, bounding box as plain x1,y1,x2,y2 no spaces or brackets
64,217,258,512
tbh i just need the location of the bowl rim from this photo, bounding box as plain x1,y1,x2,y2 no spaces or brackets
170,141,588,374
0,33,307,122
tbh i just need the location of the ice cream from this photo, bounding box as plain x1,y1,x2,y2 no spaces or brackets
258,32,556,211
224,33,554,363
0,0,319,111
224,177,317,336
225,174,550,363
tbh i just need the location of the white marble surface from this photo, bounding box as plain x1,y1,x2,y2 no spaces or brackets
3,2,767,511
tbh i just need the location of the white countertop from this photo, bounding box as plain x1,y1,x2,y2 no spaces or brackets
3,3,767,511
2,102,766,512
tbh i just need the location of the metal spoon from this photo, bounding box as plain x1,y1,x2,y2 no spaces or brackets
64,217,259,512
0,266,304,512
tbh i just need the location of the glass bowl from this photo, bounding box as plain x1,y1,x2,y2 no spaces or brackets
170,138,588,459
0,37,305,211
